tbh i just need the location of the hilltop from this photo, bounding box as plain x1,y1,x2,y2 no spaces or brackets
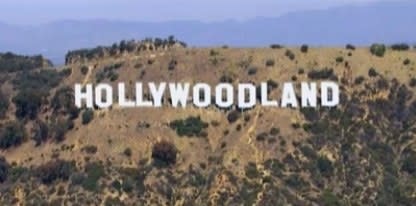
0,39,416,205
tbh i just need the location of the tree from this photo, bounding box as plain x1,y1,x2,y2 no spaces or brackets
0,121,26,149
0,91,9,119
300,44,309,53
82,109,94,125
13,89,43,120
0,156,9,182
370,44,386,57
36,160,75,184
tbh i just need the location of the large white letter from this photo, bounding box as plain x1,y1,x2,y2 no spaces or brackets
281,82,298,108
75,84,93,108
215,83,234,108
149,82,166,107
261,82,278,106
193,83,211,108
95,84,113,108
118,83,135,107
301,82,317,107
321,81,339,107
169,83,190,108
136,83,153,107
238,83,256,109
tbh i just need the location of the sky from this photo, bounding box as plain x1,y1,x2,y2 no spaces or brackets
0,0,386,25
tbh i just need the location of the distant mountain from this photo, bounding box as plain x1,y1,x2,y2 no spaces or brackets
0,0,415,64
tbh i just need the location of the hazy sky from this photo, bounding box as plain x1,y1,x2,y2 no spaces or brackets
1,0,386,25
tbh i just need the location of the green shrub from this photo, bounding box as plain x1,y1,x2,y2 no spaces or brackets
317,156,333,177
152,141,178,167
0,91,9,119
82,109,94,125
0,52,49,73
13,89,43,120
82,145,98,154
285,50,295,60
368,68,378,77
247,67,257,75
265,59,275,67
307,68,335,80
0,121,26,149
270,44,283,49
300,44,308,53
227,110,241,123
391,43,410,51
32,120,49,146
51,87,79,119
403,58,411,66
370,44,386,57
335,56,344,63
169,116,208,137
123,148,132,157
50,118,73,142
320,190,341,206
0,156,9,182
81,66,89,75
36,160,75,184
346,44,356,50
409,78,416,87
401,152,416,175
245,162,260,179
82,162,105,191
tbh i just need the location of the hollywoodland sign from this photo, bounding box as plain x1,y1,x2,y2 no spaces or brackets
74,81,339,109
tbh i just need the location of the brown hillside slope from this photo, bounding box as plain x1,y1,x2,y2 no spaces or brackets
0,44,416,205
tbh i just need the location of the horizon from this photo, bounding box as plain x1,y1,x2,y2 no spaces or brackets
0,0,391,25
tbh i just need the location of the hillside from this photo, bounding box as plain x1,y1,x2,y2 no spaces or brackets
1,40,416,205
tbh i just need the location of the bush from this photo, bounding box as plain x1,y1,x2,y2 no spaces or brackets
401,152,416,175
82,109,94,125
391,43,410,51
403,58,411,66
0,52,49,73
0,91,9,119
82,145,98,154
0,156,9,182
370,44,386,57
32,120,49,146
82,162,105,191
320,190,341,206
409,78,416,87
265,59,275,67
81,66,89,75
169,116,209,137
245,162,260,179
36,160,75,184
317,156,333,177
307,68,335,80
335,56,344,63
285,50,295,60
50,118,73,142
346,44,356,50
227,110,241,123
247,67,257,75
368,68,378,77
124,148,132,157
152,140,178,167
0,121,26,149
300,44,308,53
270,44,283,49
13,89,43,120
